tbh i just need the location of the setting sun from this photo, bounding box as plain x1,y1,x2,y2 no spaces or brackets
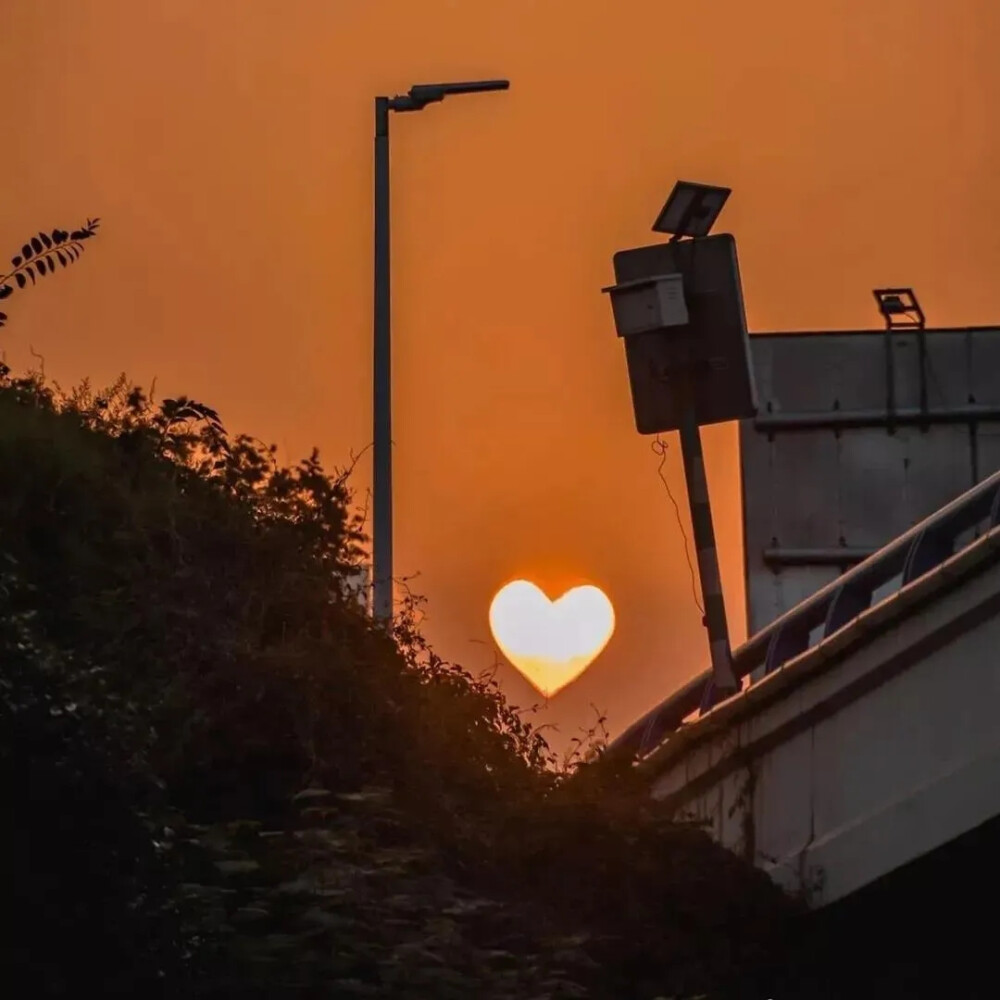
488,580,615,698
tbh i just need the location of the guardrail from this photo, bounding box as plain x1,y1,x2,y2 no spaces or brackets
609,466,1000,761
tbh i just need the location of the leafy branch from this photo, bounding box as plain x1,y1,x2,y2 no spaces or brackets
0,217,101,328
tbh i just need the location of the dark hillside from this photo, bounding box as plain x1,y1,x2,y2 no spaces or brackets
0,363,794,998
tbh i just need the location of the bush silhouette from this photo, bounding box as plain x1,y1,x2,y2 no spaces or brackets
0,363,793,999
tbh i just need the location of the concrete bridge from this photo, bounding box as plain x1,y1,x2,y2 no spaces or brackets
610,467,1000,909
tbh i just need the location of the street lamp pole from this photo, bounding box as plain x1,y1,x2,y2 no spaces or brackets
371,79,509,623
373,96,392,622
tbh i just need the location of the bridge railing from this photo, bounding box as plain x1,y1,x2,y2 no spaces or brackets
610,467,1000,761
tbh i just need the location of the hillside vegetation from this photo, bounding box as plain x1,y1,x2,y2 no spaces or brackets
0,361,795,998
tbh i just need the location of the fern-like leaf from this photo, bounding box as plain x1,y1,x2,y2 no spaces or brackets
0,216,101,329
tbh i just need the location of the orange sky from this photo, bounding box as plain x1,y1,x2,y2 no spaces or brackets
3,0,999,748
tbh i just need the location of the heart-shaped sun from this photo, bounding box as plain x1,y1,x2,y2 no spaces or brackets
488,580,615,698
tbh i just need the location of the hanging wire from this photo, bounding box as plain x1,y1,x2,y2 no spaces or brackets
652,434,704,615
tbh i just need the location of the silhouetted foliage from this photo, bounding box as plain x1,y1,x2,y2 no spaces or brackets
0,362,794,998
0,218,99,327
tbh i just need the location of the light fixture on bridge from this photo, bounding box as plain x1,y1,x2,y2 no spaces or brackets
873,287,925,330
651,180,732,242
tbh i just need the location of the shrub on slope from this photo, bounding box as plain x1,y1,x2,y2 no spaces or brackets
0,364,793,998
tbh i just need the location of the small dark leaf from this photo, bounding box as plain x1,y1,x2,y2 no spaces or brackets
56,251,67,267
35,258,46,276
30,237,42,254
45,254,56,272
70,230,87,241
26,265,35,284
11,255,21,267
39,232,52,249
15,273,26,289
22,244,33,261
0,285,12,299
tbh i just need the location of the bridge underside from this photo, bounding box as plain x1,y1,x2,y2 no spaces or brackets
750,810,1000,1000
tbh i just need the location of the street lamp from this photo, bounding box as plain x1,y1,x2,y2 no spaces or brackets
372,79,509,622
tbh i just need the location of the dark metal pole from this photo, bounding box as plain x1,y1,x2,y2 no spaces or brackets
676,387,739,698
373,96,393,622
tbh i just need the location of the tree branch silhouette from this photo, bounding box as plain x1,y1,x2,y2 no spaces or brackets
0,218,101,328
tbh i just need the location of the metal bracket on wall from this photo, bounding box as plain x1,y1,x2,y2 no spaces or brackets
884,327,897,434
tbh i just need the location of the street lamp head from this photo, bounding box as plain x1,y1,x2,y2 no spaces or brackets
391,79,510,111
411,79,509,98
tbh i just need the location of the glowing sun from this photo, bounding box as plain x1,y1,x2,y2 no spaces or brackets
488,580,615,698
